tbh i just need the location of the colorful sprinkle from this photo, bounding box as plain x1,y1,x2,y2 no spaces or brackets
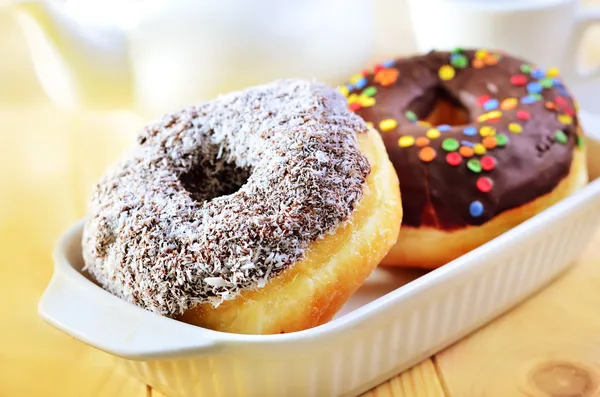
427,128,441,139
461,140,475,147
545,101,556,110
520,64,532,74
349,102,361,112
526,81,542,94
437,124,452,132
405,110,417,122
474,144,487,155
380,119,398,131
516,110,531,120
451,54,468,69
463,126,477,136
439,65,456,81
472,58,485,69
484,54,499,66
476,177,494,193
417,120,432,127
459,146,475,158
521,95,537,105
469,201,484,217
481,156,496,171
359,96,376,108
381,60,395,68
483,99,499,111
508,122,523,134
416,137,430,147
374,68,400,86
500,98,518,110
557,114,573,124
362,86,377,97
555,130,568,144
482,136,498,149
531,68,545,79
539,78,554,89
477,95,491,106
467,158,482,173
419,147,436,162
398,135,415,147
486,110,503,121
555,96,568,108
446,152,462,166
338,86,349,97
347,93,359,104
479,126,496,137
475,49,488,60
349,73,364,84
577,135,584,148
547,67,560,78
496,134,509,147
442,138,460,152
510,74,527,86
354,77,367,90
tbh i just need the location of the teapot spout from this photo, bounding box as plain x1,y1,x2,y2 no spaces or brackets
11,1,133,110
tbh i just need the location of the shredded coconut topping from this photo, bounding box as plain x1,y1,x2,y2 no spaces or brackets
81,79,371,316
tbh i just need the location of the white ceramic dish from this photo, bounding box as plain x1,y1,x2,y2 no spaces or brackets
39,112,600,397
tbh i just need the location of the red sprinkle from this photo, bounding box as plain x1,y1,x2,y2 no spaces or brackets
565,107,575,116
555,96,568,107
517,110,530,120
510,74,528,86
477,177,494,193
477,95,490,106
349,102,362,111
446,152,462,166
373,64,384,74
361,69,371,76
481,155,496,171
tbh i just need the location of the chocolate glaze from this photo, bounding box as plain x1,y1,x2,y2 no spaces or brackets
346,50,582,229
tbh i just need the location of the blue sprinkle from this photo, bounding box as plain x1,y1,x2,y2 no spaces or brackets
531,68,545,79
558,86,569,96
553,77,564,87
381,59,395,68
463,126,477,136
461,140,475,147
346,83,354,91
521,95,537,104
469,201,484,217
354,77,368,89
483,99,499,111
437,124,451,132
527,81,542,94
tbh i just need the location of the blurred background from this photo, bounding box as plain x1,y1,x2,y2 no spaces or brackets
1,1,600,396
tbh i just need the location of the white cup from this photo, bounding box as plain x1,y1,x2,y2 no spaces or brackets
406,0,600,85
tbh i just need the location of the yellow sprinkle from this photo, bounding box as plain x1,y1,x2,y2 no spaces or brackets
366,122,374,129
380,118,398,131
474,143,487,155
359,96,376,108
477,113,489,122
557,114,573,125
479,126,496,137
575,100,580,111
547,67,560,78
426,128,441,139
338,85,349,97
349,73,364,84
486,110,503,119
347,93,359,104
475,49,488,60
417,120,432,128
500,97,518,110
398,135,415,147
439,65,456,81
508,122,523,134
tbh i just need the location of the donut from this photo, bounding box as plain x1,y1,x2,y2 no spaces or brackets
81,79,402,335
341,49,588,269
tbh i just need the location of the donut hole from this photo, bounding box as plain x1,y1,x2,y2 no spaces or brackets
179,154,251,203
408,86,470,127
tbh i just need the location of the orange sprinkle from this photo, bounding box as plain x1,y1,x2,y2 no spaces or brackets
472,58,485,69
545,101,556,110
416,137,430,147
417,120,432,128
500,98,518,110
373,68,400,87
459,146,474,158
482,136,498,149
419,146,436,162
484,54,499,66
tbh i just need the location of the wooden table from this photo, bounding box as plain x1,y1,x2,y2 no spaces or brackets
3,4,600,397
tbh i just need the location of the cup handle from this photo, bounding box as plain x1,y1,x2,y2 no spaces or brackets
563,8,600,83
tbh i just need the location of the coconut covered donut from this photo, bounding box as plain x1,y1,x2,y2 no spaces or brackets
82,79,402,335
341,49,588,269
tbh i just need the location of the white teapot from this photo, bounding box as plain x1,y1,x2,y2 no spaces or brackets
11,0,374,116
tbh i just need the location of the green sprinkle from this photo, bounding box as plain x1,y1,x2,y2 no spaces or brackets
540,78,554,88
362,86,377,97
531,93,543,100
467,159,482,173
405,110,417,122
577,135,585,148
496,134,509,147
442,138,459,152
452,47,464,54
555,130,568,144
520,64,532,73
451,55,468,69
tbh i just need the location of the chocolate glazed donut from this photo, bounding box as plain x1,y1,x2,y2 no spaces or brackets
342,49,588,269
